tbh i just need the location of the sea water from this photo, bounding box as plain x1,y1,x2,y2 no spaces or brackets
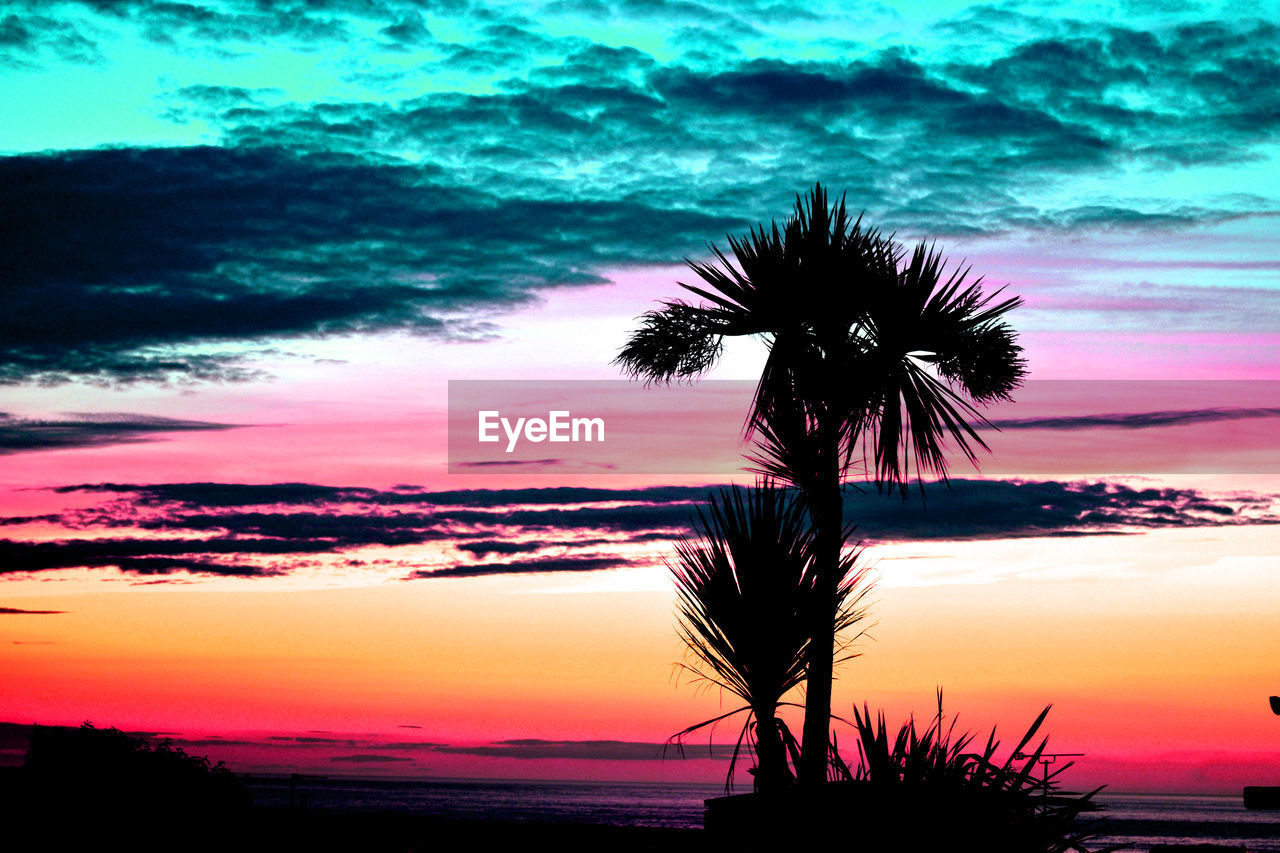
246,777,1280,850
1085,793,1280,851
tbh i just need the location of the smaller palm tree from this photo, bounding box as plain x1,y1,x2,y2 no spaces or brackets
670,482,871,793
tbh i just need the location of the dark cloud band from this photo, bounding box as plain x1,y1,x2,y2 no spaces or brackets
1,479,1273,580
0,146,736,384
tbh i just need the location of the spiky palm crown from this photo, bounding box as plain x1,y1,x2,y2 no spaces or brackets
616,183,1027,492
670,483,870,712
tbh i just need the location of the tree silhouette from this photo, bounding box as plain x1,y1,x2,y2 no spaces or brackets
669,483,869,793
618,184,1025,786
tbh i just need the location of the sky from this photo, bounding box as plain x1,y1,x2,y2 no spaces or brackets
2,0,1280,794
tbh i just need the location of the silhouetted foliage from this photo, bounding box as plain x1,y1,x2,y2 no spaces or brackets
668,483,871,794
616,184,1026,490
619,183,1026,784
828,695,1109,853
20,721,250,826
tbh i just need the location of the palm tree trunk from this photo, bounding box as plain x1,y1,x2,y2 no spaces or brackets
798,434,842,786
753,708,788,794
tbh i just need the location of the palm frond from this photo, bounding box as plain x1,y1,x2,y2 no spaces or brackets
613,300,727,382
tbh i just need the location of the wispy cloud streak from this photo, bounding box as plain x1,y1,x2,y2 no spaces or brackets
0,412,246,453
987,407,1280,430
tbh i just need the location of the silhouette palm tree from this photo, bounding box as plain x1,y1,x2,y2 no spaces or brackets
618,184,1025,786
670,483,869,794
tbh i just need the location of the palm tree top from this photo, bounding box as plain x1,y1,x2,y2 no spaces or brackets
616,183,1026,491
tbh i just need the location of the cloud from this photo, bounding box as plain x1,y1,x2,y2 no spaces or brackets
0,12,102,68
0,146,737,383
1020,280,1280,334
952,19,1280,153
378,11,432,50
0,412,246,454
409,555,634,579
52,482,705,508
455,540,550,556
268,736,348,744
0,606,65,614
454,459,618,470
987,407,1280,430
0,538,282,577
329,754,414,763
3,479,1275,580
169,733,445,751
1,7,1277,381
434,738,737,760
103,0,354,49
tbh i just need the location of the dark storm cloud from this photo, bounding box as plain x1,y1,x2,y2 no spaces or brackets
0,12,102,68
0,537,281,576
0,146,737,383
53,482,705,508
4,6,1278,381
455,540,550,555
3,479,1274,579
941,18,1280,177
106,509,463,542
526,42,658,87
173,84,278,107
198,20,1279,240
81,0,354,47
0,413,245,454
377,10,432,49
954,19,1280,142
987,407,1280,431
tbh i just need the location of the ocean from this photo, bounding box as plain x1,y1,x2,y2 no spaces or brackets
245,777,1280,850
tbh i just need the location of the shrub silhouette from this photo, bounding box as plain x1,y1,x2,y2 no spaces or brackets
707,695,1109,852
20,721,250,825
831,697,1107,853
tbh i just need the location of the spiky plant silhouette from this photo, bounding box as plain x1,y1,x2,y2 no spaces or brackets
830,695,1110,853
619,183,1025,784
669,482,870,793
